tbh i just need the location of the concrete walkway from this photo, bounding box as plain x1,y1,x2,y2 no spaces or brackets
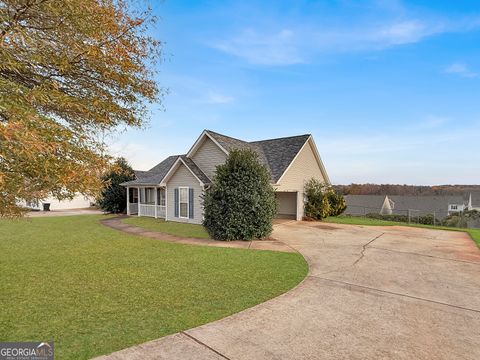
27,208,103,217
95,222,480,360
100,216,296,253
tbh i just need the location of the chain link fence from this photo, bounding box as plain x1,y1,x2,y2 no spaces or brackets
344,204,479,228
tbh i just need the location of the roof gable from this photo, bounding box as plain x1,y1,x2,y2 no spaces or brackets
123,129,329,186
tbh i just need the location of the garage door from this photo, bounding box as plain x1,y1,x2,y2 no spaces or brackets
275,192,297,218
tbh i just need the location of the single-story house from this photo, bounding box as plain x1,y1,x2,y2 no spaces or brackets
121,129,330,223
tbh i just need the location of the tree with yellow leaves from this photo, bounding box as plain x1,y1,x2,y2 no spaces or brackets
0,0,163,216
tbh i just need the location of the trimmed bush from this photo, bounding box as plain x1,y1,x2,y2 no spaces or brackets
97,158,135,213
203,149,277,241
304,178,346,220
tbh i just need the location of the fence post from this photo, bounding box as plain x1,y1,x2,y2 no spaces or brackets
433,211,436,226
408,209,411,224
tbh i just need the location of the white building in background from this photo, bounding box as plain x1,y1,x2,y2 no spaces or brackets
448,202,466,214
24,194,93,211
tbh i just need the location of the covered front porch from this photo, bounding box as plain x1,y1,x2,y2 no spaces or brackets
126,186,166,218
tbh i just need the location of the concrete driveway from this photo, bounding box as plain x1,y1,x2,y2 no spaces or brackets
97,222,480,360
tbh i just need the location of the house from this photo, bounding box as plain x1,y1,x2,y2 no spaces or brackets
121,130,330,223
22,194,93,211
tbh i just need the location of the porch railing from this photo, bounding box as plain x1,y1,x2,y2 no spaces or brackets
138,204,166,218
128,203,138,215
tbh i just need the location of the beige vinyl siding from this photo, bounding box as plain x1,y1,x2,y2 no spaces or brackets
165,164,203,224
191,137,227,179
275,139,325,192
275,139,326,220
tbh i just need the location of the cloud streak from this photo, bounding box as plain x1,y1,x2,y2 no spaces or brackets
208,3,480,66
445,63,478,78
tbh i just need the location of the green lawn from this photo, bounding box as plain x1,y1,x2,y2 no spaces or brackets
325,215,480,247
0,215,307,359
122,216,210,239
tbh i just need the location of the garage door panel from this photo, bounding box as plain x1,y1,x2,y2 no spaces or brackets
276,192,297,215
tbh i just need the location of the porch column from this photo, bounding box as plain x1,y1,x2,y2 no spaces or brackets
154,187,158,219
137,187,141,217
165,186,168,221
126,187,130,215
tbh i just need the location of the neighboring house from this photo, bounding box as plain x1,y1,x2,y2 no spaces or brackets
345,195,468,219
121,129,330,223
22,194,93,211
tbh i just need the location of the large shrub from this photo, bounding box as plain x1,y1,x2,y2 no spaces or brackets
203,149,276,241
97,158,135,213
304,178,346,220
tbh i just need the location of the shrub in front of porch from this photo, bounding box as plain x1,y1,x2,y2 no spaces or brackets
203,149,277,241
97,158,135,213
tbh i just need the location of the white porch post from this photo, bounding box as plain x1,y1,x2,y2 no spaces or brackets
154,187,158,219
126,187,130,215
165,186,168,221
137,187,141,217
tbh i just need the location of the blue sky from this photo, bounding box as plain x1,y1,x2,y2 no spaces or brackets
110,0,480,185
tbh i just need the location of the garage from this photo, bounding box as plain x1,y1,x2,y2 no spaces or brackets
275,192,297,219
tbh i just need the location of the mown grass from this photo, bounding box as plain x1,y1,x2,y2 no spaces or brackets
0,215,307,359
122,216,210,239
325,215,480,247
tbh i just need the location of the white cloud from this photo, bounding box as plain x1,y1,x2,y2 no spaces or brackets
445,63,478,78
212,28,304,66
205,92,235,104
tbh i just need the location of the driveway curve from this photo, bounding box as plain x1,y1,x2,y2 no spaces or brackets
96,221,480,360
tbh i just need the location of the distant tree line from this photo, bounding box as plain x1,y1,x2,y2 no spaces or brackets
333,184,480,196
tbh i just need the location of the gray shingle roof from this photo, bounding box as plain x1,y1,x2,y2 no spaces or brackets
251,135,310,183
206,130,310,183
122,130,312,186
121,155,211,186
121,155,181,186
179,156,211,185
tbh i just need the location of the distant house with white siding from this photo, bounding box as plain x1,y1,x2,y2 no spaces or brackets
121,129,330,223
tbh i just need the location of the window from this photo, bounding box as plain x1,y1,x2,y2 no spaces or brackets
451,205,458,210
179,187,189,218
158,188,166,206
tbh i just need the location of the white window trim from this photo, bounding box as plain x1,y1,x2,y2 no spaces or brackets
179,186,189,219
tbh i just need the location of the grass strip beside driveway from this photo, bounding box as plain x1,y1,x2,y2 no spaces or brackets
325,215,480,247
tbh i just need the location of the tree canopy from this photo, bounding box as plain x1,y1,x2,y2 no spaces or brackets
97,157,134,213
0,0,162,216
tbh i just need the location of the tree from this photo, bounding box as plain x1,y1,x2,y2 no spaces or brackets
97,157,134,213
0,0,163,216
203,149,277,241
304,178,346,220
